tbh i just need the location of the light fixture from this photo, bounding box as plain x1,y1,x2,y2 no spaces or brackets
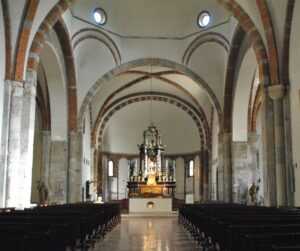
198,11,211,28
93,8,107,25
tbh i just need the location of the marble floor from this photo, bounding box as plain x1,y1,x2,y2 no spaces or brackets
91,215,199,251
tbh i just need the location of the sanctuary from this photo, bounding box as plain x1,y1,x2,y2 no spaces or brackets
127,124,175,212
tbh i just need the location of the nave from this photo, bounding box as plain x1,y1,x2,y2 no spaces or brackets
92,216,199,251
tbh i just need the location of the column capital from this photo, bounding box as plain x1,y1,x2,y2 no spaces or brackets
248,132,259,144
268,84,286,100
6,80,24,95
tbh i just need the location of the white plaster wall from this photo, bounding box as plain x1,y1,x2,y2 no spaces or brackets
118,158,129,200
40,42,68,141
232,48,257,142
290,1,300,206
189,43,227,106
102,101,201,154
175,158,185,200
75,40,116,108
266,0,288,69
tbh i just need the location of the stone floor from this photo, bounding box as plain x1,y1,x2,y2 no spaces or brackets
91,215,199,251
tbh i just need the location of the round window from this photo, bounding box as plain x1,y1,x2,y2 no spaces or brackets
93,8,107,25
198,11,211,28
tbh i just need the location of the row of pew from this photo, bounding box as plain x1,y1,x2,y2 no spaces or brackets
179,203,300,251
0,202,121,251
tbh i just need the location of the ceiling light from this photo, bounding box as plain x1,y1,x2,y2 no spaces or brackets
93,8,107,25
198,11,211,28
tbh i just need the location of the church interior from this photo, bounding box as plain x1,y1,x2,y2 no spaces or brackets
0,0,300,250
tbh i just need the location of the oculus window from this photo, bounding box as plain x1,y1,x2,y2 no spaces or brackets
197,11,211,28
93,8,107,25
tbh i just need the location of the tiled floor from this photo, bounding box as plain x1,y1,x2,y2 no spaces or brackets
91,215,199,251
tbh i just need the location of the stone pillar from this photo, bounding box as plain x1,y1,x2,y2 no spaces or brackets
0,81,12,207
223,132,233,202
6,71,37,208
42,130,51,188
282,87,295,206
202,149,209,201
68,131,83,203
208,150,213,201
268,85,287,206
217,133,224,201
49,140,68,204
261,87,277,206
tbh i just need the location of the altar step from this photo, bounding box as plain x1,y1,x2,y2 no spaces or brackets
122,211,178,218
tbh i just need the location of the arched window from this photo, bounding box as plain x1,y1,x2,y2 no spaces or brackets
108,160,114,177
188,160,194,177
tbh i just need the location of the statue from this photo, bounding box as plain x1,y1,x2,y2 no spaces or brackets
37,181,48,205
248,182,259,205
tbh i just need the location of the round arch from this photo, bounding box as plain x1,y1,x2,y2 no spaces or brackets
94,92,208,151
78,58,223,132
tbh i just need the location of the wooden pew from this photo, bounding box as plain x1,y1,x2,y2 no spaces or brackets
179,204,300,251
0,202,121,251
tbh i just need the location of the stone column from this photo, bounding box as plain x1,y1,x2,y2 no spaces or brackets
49,140,68,204
6,71,37,208
202,149,209,201
0,81,12,207
268,85,287,206
261,87,277,206
223,132,233,202
41,130,51,188
217,133,224,201
282,87,295,206
68,131,83,203
248,133,259,182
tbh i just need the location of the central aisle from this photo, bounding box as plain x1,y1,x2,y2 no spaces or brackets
92,215,199,251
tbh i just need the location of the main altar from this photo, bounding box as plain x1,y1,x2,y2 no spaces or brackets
127,124,175,213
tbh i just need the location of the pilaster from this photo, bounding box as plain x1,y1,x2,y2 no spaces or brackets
68,131,83,203
5,71,37,208
268,84,288,206
223,132,233,202
261,87,277,206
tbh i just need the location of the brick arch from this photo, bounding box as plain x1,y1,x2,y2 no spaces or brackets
282,0,295,86
251,85,263,131
1,0,12,79
95,92,207,151
78,58,223,132
36,82,51,130
182,32,230,65
36,64,51,131
218,0,270,87
91,70,210,148
256,0,279,85
27,0,75,73
13,0,39,81
223,24,246,133
53,19,78,131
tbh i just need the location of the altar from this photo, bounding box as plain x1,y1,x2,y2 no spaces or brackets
129,197,172,213
127,123,176,213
